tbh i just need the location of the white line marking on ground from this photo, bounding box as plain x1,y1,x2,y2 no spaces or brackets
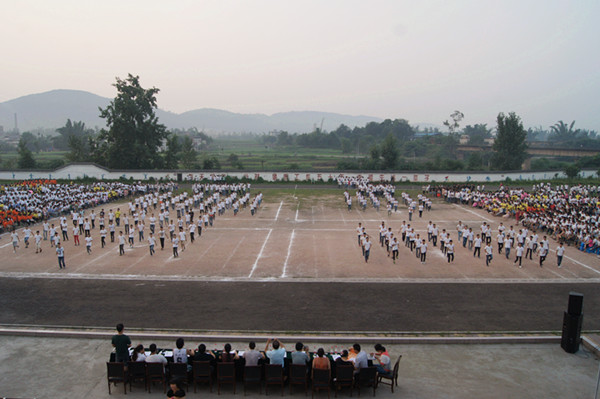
453,204,493,223
295,204,299,222
339,209,346,224
275,201,283,221
281,230,296,278
545,268,566,279
248,229,272,278
74,245,119,272
221,236,246,271
548,248,600,275
121,253,149,273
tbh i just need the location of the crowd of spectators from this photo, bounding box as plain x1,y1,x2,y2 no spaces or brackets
430,183,600,253
0,180,180,234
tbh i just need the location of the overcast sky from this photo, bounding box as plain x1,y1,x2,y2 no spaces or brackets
2,0,599,131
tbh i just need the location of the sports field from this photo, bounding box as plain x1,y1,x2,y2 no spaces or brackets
1,187,598,282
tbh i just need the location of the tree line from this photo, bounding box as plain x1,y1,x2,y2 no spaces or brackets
8,74,600,176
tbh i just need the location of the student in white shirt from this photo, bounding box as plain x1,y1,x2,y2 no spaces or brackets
446,240,455,263
485,244,493,266
504,236,512,259
556,243,565,268
23,227,31,248
497,233,505,254
100,228,107,248
118,232,125,256
11,231,20,253
391,238,399,264
85,236,93,254
538,245,547,267
34,231,42,253
172,236,180,258
420,239,427,264
56,243,66,269
148,233,156,256
473,234,482,258
363,236,371,263
514,243,524,267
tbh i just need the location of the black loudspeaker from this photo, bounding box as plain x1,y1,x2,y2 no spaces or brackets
561,311,583,353
568,292,584,316
177,173,182,182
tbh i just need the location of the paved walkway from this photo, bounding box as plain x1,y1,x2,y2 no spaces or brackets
0,333,599,399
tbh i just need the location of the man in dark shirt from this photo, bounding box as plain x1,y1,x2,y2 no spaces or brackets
193,343,216,370
111,323,131,363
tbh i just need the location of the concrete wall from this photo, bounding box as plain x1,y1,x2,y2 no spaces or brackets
0,163,597,183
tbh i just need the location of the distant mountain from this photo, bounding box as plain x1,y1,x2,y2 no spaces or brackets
0,90,382,134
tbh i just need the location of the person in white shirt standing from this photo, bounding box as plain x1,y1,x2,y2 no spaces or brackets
85,235,93,254
148,233,156,256
34,230,42,253
485,243,493,267
514,242,524,268
473,234,482,258
538,245,547,268
420,239,427,264
363,236,371,263
556,243,565,268
11,231,20,253
56,243,66,269
446,240,455,263
23,227,31,248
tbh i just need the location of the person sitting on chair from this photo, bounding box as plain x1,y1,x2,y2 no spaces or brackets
291,341,310,365
372,344,391,375
335,350,353,367
243,341,264,366
219,343,239,362
265,338,286,369
312,348,330,370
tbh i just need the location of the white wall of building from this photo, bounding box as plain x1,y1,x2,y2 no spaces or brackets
0,163,596,183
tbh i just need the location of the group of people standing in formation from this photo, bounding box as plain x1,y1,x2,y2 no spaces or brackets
5,181,263,270
352,183,579,268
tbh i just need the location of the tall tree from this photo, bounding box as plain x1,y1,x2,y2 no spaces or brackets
17,138,36,169
56,119,93,162
163,134,181,169
97,74,167,169
380,133,399,169
549,120,580,142
443,110,464,134
491,112,528,170
180,136,198,169
463,124,491,146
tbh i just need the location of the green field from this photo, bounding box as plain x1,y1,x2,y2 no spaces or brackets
204,137,356,170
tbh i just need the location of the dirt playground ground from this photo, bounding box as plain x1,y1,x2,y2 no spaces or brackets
1,187,599,282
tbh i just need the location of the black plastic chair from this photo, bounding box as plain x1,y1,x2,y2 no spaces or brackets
312,368,331,399
193,360,213,393
290,363,308,395
244,365,263,396
334,365,354,397
146,362,166,393
265,363,284,396
107,362,128,395
127,361,147,392
376,355,401,393
355,367,377,397
217,362,236,394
